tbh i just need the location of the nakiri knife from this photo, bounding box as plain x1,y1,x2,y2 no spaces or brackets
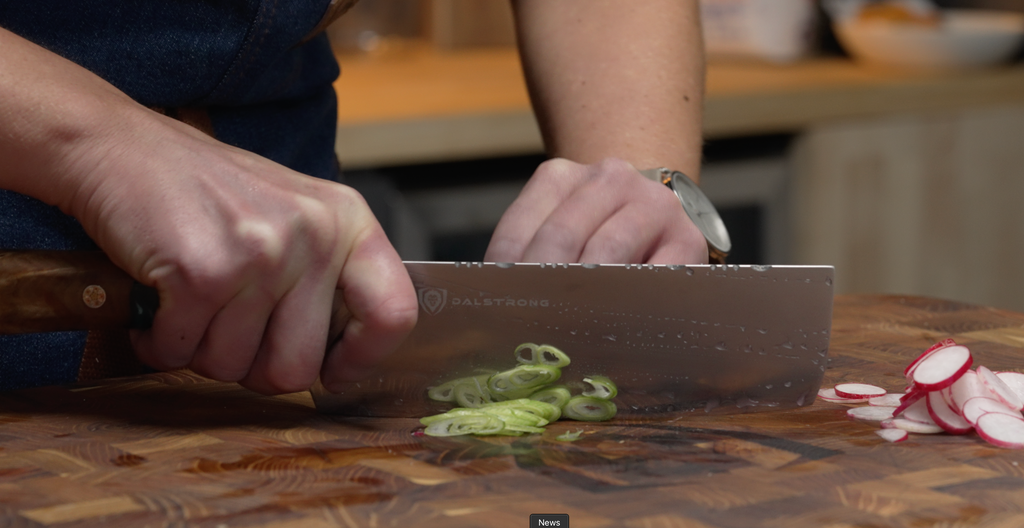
0,251,835,418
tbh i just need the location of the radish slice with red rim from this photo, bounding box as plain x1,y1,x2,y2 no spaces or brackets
835,383,887,399
961,397,1022,426
904,338,957,379
869,393,903,407
978,366,1024,411
891,418,944,434
996,371,1024,403
847,406,897,422
818,388,863,403
950,370,983,413
926,390,972,435
899,398,935,425
875,428,908,443
911,345,972,391
893,389,926,417
976,412,1024,449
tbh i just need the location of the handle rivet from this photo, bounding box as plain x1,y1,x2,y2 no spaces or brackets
82,285,107,309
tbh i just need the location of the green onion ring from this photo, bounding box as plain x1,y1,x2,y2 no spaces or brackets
535,345,571,368
582,376,618,400
562,396,617,421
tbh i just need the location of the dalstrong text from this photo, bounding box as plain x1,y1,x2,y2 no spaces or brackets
451,297,550,308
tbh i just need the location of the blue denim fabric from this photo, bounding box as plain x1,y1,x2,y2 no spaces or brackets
0,1,342,390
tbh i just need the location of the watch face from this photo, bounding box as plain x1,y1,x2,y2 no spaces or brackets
670,173,732,254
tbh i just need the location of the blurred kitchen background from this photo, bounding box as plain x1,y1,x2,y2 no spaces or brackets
326,0,1024,312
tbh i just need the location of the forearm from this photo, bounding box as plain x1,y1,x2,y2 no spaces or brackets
510,0,704,180
0,26,140,210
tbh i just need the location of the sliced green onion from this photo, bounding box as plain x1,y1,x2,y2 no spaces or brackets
426,379,460,402
428,373,492,403
482,408,548,427
535,345,571,368
582,376,618,400
423,415,504,436
485,398,561,422
563,396,617,421
509,365,561,387
419,408,489,426
529,386,572,410
500,423,546,434
556,429,585,441
514,343,540,365
453,379,493,408
488,365,561,395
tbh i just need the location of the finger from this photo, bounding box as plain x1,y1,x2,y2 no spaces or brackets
644,210,710,265
484,159,587,262
188,286,274,382
518,176,628,263
131,276,217,371
238,271,335,395
646,234,709,265
578,204,666,264
320,230,418,391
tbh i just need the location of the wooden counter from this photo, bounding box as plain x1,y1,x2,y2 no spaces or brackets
334,45,1024,168
4,295,1024,526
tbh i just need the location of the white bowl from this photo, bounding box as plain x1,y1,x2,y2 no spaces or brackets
834,9,1024,69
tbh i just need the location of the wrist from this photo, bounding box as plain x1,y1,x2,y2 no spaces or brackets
0,27,141,214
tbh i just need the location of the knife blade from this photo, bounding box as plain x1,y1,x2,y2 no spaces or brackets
314,261,835,418
0,251,834,418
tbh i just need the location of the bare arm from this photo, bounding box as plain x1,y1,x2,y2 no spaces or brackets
486,1,708,265
0,27,417,394
511,0,704,178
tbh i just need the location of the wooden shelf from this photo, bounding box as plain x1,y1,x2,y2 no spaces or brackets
334,45,1024,168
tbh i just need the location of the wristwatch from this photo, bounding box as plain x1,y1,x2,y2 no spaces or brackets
639,168,731,264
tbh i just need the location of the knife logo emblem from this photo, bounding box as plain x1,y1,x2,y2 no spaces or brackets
417,287,447,316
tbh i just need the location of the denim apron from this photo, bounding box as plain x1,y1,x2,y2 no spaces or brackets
0,1,351,390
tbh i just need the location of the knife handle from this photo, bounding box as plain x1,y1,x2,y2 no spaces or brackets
0,251,158,334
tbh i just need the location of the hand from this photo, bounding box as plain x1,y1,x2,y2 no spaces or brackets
63,108,418,395
484,157,708,265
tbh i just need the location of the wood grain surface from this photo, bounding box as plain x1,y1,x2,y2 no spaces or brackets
3,294,1024,527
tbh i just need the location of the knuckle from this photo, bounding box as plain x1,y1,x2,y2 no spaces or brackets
537,157,578,176
533,222,581,255
374,295,420,335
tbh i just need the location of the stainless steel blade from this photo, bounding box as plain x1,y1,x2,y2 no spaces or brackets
312,262,834,418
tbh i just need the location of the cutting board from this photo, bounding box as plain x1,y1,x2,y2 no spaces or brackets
2,294,1024,527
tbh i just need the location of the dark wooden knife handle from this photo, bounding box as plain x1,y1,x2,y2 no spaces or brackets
0,251,158,334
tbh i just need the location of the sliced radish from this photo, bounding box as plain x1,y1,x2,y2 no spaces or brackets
875,428,908,443
899,398,935,425
976,413,1024,449
847,406,897,422
911,345,972,391
818,388,863,403
891,418,944,434
977,366,1024,411
879,418,896,429
835,383,888,399
926,390,973,435
996,371,1024,403
940,386,956,410
905,338,958,378
869,393,904,407
961,397,1022,426
950,370,984,413
893,389,926,417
